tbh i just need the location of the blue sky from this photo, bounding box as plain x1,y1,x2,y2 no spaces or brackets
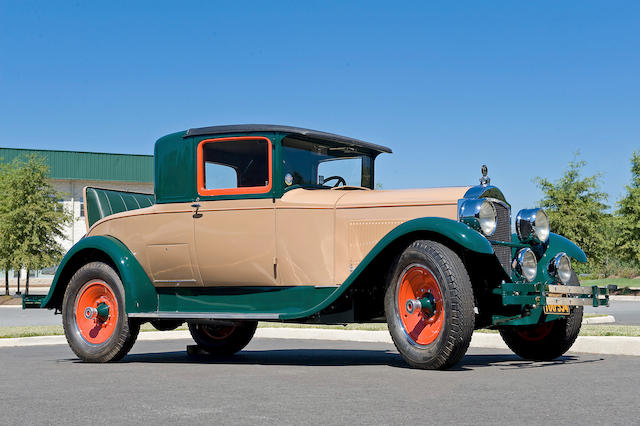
1,1,639,215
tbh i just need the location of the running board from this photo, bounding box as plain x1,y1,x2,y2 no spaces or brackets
128,311,280,320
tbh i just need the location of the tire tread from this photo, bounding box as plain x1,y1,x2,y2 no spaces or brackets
385,240,475,369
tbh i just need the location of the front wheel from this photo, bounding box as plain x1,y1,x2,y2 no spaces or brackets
499,307,583,360
188,321,257,356
62,262,139,362
385,240,475,370
499,270,583,360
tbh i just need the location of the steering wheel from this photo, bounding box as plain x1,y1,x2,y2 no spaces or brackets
322,175,347,187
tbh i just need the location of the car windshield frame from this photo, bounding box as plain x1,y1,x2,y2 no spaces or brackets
281,136,375,191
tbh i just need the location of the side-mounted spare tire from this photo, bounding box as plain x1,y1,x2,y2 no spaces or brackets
385,240,475,370
62,261,139,362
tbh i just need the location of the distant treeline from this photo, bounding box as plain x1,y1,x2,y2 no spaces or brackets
536,151,640,277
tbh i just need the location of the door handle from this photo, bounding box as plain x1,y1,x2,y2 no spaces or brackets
191,203,201,216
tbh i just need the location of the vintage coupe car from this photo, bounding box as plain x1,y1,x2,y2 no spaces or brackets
25,125,610,369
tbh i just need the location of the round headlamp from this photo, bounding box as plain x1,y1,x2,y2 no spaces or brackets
513,248,537,282
459,199,497,236
516,208,550,244
548,252,572,284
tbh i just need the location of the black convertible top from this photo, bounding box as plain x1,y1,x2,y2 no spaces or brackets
184,124,392,154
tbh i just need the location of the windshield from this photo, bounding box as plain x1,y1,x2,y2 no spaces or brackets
281,137,374,189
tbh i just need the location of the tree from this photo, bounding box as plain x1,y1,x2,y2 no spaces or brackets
535,155,611,272
616,151,640,266
0,155,71,294
0,159,19,295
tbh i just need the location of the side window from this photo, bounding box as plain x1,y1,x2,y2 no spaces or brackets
204,163,238,190
198,137,272,196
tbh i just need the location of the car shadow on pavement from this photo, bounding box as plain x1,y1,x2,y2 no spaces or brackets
107,349,604,370
452,354,604,371
117,348,409,367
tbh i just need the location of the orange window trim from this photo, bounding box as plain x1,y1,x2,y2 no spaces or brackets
197,136,273,197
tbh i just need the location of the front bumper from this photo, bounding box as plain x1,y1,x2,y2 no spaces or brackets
491,282,610,326
500,282,610,308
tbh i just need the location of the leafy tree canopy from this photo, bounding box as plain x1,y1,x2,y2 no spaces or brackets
616,151,640,265
0,155,71,272
535,155,611,271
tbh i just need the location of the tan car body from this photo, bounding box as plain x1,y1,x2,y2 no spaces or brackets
87,186,470,288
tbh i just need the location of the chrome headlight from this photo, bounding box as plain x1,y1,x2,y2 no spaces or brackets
513,248,537,282
459,199,497,236
548,252,572,284
515,208,550,244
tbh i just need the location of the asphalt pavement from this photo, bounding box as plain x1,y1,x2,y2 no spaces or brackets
585,301,640,325
0,305,61,327
1,337,638,425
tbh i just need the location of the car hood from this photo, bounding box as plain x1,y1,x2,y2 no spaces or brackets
335,186,472,208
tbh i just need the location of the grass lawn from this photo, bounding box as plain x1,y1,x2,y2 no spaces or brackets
581,277,640,288
2,321,639,339
0,323,185,339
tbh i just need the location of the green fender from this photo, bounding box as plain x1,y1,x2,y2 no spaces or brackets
41,236,158,313
510,232,587,283
537,232,587,281
280,217,493,319
510,232,586,264
545,233,587,263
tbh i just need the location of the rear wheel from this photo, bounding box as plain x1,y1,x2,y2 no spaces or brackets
149,320,184,331
62,262,139,362
385,240,475,370
188,321,257,356
499,270,583,360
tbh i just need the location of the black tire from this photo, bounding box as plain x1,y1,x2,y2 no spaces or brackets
385,240,475,370
188,321,257,356
149,320,184,331
62,262,139,362
499,270,583,361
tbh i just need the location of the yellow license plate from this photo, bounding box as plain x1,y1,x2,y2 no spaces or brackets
543,305,570,315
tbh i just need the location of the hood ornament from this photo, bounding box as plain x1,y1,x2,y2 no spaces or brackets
480,165,490,186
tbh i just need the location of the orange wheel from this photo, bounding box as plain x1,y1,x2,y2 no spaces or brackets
74,280,119,345
188,321,258,356
63,262,139,362
515,322,554,342
201,324,236,340
396,265,444,346
385,240,475,370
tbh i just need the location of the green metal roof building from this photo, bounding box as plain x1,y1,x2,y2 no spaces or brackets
0,147,153,183
0,148,154,274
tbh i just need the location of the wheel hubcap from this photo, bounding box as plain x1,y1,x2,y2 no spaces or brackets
74,281,118,344
397,265,444,346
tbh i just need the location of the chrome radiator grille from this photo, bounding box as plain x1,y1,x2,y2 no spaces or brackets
491,201,512,275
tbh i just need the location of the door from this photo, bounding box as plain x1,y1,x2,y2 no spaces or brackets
193,136,277,286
